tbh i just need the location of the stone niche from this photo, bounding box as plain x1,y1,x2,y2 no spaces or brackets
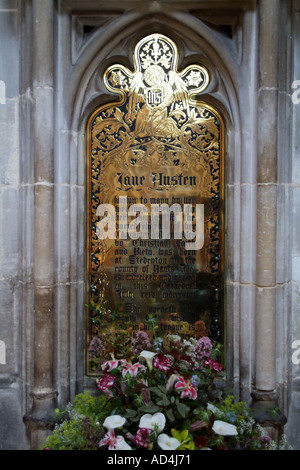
45,0,297,448
0,0,298,451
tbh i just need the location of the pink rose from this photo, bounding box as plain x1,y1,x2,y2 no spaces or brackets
153,355,172,371
133,428,152,448
204,358,223,372
96,373,115,397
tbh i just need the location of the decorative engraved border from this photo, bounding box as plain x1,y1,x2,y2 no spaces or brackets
85,34,225,376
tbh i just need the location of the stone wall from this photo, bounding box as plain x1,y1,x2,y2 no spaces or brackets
0,0,299,450
0,0,28,449
287,0,300,449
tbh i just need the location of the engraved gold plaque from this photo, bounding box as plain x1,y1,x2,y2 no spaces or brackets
86,34,225,375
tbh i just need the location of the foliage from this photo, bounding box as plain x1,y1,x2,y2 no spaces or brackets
43,396,107,450
42,298,284,451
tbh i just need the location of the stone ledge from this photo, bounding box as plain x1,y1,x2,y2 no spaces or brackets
23,391,58,429
251,389,287,432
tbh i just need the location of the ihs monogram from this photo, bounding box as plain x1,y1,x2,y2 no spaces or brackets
104,34,209,116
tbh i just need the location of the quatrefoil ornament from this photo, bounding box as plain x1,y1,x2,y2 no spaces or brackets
103,34,209,121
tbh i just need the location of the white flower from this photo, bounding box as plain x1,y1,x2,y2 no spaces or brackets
103,415,126,429
139,412,166,432
167,334,181,343
100,429,132,450
212,420,238,436
166,373,179,391
139,350,157,371
111,436,132,450
207,403,219,414
157,434,181,450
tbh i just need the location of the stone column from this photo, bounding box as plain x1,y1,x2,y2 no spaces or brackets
251,0,286,438
23,0,57,449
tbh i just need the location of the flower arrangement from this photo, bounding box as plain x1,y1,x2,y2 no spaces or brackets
42,298,285,451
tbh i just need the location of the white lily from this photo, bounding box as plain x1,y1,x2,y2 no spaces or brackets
139,350,157,371
139,412,166,432
157,433,181,450
207,403,219,414
212,420,238,436
100,429,132,450
103,415,126,430
111,436,132,450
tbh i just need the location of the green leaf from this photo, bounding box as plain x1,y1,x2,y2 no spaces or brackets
156,395,170,406
171,429,181,441
124,409,138,418
177,403,190,418
163,395,170,406
149,386,165,397
181,429,189,440
166,409,175,422
139,405,160,413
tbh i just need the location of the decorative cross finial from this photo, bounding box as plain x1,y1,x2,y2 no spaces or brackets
103,34,209,118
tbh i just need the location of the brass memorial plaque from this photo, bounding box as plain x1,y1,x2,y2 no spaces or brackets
86,34,224,374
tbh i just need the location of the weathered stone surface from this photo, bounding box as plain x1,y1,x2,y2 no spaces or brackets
289,2,300,447
257,90,278,184
33,88,54,183
0,386,28,450
34,185,54,285
0,187,20,277
258,0,279,87
0,280,15,374
256,184,277,287
0,8,19,99
0,0,299,450
240,183,256,284
293,188,300,255
255,287,277,389
286,379,300,450
0,99,20,186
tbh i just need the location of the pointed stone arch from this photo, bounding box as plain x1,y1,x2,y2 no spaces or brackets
66,10,245,391
54,0,275,417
